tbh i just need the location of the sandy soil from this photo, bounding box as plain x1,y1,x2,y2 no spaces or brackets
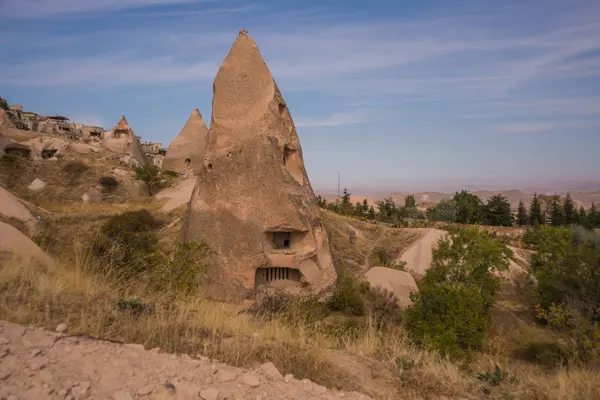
0,320,372,400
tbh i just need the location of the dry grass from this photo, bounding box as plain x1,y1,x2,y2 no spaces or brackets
1,251,599,399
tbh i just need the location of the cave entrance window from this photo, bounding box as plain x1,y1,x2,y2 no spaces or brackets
41,149,57,159
272,232,291,249
185,158,191,168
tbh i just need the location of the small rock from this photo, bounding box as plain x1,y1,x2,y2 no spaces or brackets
284,374,294,383
112,390,134,400
313,384,327,394
260,362,283,380
27,178,47,192
149,347,161,353
137,385,154,395
55,323,68,334
241,373,260,388
199,388,220,400
72,381,91,399
218,369,237,382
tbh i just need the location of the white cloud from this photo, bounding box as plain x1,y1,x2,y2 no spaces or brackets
0,0,210,18
294,112,369,128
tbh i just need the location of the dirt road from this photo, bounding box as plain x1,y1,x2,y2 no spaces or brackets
0,320,371,400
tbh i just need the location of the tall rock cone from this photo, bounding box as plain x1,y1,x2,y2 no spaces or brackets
183,30,336,300
162,109,208,173
103,115,149,166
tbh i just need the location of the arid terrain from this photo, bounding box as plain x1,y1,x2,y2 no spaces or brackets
1,30,600,400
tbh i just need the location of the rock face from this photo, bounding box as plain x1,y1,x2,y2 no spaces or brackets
0,222,54,266
162,109,208,174
0,186,34,223
398,228,447,276
183,31,336,298
103,115,149,166
363,267,419,308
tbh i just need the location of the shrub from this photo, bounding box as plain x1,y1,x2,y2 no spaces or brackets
406,228,510,358
91,210,162,277
363,285,403,326
527,226,600,319
518,340,569,367
327,273,366,316
536,304,600,364
477,365,506,386
99,176,119,191
62,160,89,175
151,241,215,295
135,164,163,196
162,169,179,178
406,283,491,359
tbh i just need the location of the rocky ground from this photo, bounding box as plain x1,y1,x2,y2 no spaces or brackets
0,321,372,400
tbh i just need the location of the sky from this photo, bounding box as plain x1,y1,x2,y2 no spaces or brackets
1,0,599,193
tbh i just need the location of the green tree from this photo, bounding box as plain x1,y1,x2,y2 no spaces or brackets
406,228,511,358
564,193,576,225
529,193,545,226
367,206,376,221
516,200,528,227
404,194,417,209
316,195,327,208
362,199,369,215
353,201,364,217
453,190,484,224
591,203,600,229
426,199,457,222
135,164,163,196
376,197,400,223
548,194,566,227
577,206,587,227
483,194,513,227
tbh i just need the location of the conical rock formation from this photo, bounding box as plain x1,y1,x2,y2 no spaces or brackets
183,31,336,299
103,115,149,166
162,109,208,173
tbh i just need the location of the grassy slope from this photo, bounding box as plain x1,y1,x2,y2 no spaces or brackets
0,196,599,398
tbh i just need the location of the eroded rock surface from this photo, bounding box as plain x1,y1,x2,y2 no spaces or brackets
103,115,149,167
183,30,336,299
162,109,208,174
0,320,371,400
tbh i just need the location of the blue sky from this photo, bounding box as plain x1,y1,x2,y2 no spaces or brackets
1,0,599,193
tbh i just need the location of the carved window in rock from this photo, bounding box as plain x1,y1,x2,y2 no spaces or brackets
255,267,301,285
271,232,291,249
185,158,191,168
41,149,57,159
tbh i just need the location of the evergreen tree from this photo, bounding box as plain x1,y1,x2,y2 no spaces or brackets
529,193,545,226
483,194,513,226
549,194,566,227
404,194,417,209
367,206,376,221
577,206,587,227
426,199,457,222
563,193,576,225
376,197,400,223
453,190,484,224
353,201,363,217
591,203,600,228
516,200,528,227
340,188,352,215
362,199,369,215
316,195,327,208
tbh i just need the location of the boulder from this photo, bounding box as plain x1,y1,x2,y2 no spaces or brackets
0,186,34,223
182,31,336,299
364,267,419,308
27,178,46,192
0,221,54,266
162,109,208,174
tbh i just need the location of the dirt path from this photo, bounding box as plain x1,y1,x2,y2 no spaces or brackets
0,320,372,400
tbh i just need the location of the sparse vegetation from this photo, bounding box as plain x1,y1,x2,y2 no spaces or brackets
99,175,119,191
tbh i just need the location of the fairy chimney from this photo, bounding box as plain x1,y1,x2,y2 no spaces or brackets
183,30,336,299
162,109,208,173
103,115,149,166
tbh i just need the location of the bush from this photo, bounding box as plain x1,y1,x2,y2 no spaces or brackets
527,225,600,320
405,228,510,358
536,304,600,364
151,241,215,295
327,273,366,316
406,283,491,359
91,210,162,277
99,176,119,191
162,169,179,178
518,340,569,367
62,160,89,175
363,285,403,326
